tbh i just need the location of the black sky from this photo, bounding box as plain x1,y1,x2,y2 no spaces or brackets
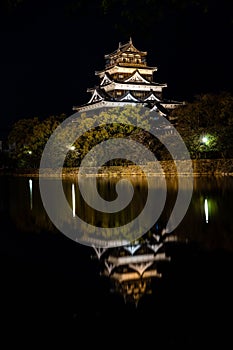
0,0,233,138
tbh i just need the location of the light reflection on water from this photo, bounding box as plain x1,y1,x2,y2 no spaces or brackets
1,175,233,345
2,175,233,251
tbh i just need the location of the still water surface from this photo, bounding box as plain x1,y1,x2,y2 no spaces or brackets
1,175,233,346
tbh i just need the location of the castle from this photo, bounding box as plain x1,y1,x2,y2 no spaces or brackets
73,38,183,118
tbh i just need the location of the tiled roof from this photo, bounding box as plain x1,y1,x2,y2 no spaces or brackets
104,38,147,58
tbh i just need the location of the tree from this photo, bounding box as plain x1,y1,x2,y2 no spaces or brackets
65,105,153,167
170,92,233,158
8,114,66,168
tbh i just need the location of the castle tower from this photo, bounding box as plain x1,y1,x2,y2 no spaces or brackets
73,38,183,117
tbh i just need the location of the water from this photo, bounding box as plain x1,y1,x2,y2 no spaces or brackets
0,174,233,346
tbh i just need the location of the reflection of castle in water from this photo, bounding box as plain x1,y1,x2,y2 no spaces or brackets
91,227,179,305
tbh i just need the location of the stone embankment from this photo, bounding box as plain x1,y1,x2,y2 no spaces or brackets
2,159,233,177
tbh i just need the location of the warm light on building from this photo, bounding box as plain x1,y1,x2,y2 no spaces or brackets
73,38,184,117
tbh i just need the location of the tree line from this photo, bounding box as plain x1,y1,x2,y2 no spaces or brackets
1,91,233,169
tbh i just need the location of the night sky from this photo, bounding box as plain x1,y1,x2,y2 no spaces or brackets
0,0,233,139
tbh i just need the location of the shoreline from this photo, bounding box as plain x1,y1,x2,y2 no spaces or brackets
1,159,233,178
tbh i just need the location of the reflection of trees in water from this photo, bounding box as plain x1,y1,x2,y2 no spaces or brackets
7,175,233,251
180,176,233,252
8,177,57,233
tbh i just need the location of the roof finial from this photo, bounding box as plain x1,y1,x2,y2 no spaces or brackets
129,36,132,44
118,41,121,49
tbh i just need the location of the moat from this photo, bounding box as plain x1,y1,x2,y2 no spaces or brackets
1,174,233,346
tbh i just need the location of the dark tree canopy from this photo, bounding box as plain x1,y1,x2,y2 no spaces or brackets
171,92,233,158
5,92,233,169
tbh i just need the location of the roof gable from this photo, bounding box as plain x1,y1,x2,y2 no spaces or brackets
105,38,147,59
144,92,160,102
100,73,112,86
88,89,104,104
124,70,151,84
120,92,139,102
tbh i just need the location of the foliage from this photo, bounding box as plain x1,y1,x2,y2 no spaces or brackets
8,114,66,168
6,91,233,168
7,106,153,168
170,92,233,158
65,105,153,167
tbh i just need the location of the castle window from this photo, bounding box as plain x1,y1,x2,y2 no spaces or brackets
134,92,143,97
